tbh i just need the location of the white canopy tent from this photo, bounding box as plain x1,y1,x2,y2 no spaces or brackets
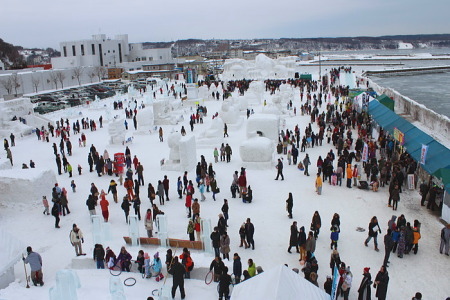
231,265,330,300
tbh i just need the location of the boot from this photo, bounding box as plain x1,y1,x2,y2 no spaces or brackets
375,247,379,252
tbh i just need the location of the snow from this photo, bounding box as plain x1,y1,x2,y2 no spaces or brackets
0,65,449,300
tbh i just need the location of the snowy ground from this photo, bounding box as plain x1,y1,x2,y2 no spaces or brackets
0,73,449,300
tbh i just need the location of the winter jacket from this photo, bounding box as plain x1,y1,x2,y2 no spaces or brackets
70,228,84,244
248,262,256,277
298,229,307,247
210,259,225,275
305,237,316,253
153,257,162,274
412,229,421,244
24,251,42,271
179,253,193,272
233,257,242,277
93,246,105,261
220,235,230,255
374,270,389,299
108,181,118,194
169,261,186,284
358,273,372,300
210,231,221,248
144,212,153,231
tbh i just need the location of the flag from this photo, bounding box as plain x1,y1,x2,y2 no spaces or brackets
420,144,428,165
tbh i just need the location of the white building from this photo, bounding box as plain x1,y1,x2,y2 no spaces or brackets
51,34,175,71
51,34,129,69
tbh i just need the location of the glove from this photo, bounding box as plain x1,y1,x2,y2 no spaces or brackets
81,238,84,243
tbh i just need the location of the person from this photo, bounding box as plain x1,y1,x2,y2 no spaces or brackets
42,196,50,215
157,180,164,205
412,292,423,300
108,179,118,203
383,229,394,267
93,244,105,269
151,252,164,281
121,196,131,223
303,154,311,176
275,158,284,180
358,267,372,300
311,211,321,239
286,192,293,218
239,223,248,248
373,265,389,300
247,258,256,277
135,250,145,274
145,209,153,238
220,232,231,260
221,199,229,225
233,253,242,284
168,256,186,299
117,246,132,272
158,127,163,142
440,223,450,255
179,248,193,279
324,275,333,295
210,227,221,257
346,164,353,188
245,218,255,250
187,220,195,241
315,173,323,195
391,184,400,211
100,191,109,222
51,201,60,228
163,175,170,201
23,246,44,286
86,194,96,217
218,266,232,300
330,225,339,250
225,143,232,163
223,123,229,137
305,231,316,255
330,249,341,275
298,226,307,261
70,224,85,256
285,217,301,253
132,196,141,220
365,216,381,251
242,270,251,281
210,256,225,282
105,247,116,269
342,266,353,300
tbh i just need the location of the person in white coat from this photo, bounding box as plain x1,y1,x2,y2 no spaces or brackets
70,224,85,256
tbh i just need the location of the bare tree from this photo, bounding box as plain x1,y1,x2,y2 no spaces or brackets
0,76,13,95
88,72,95,83
94,66,107,82
56,71,66,89
31,76,41,93
10,73,21,96
72,67,83,86
49,71,58,89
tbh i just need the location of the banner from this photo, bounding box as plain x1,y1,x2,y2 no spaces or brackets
331,266,340,300
362,143,369,162
420,144,428,165
408,174,415,190
393,128,405,145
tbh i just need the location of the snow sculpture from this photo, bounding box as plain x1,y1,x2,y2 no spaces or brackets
201,218,213,255
220,100,240,124
247,81,265,104
153,100,178,125
135,106,154,134
108,118,126,145
156,214,168,247
0,169,56,204
198,85,210,100
186,83,198,99
196,117,224,147
0,229,25,289
109,276,126,300
49,270,81,300
246,114,280,141
162,134,196,172
240,136,274,163
128,215,140,246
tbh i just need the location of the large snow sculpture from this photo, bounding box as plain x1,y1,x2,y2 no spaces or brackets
135,106,154,134
0,229,25,289
246,114,280,141
108,118,127,145
220,100,240,124
239,136,274,163
161,134,196,171
0,169,56,204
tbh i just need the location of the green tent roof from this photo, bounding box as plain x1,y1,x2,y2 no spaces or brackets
376,94,394,111
300,74,312,80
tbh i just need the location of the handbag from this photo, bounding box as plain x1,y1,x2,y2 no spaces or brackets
216,188,220,193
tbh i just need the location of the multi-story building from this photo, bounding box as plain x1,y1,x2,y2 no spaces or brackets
51,34,129,69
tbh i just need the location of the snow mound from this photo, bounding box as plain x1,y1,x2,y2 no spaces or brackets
0,168,57,204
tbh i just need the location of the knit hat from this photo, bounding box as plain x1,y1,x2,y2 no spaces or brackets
364,267,370,273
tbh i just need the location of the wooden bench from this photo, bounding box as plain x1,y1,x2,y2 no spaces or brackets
123,237,203,250
123,236,160,245
168,239,203,250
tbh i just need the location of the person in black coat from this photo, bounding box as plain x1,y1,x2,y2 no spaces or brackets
121,196,131,223
168,257,186,299
358,267,372,300
209,256,225,282
275,158,284,180
210,227,221,257
245,218,255,250
373,266,389,300
383,229,394,267
298,226,307,261
288,221,299,253
233,253,242,283
218,266,232,300
286,193,293,219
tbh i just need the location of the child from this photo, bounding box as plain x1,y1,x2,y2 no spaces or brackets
135,250,145,274
330,225,339,250
144,253,152,278
42,196,50,215
153,252,164,281
71,180,76,192
77,164,82,175
287,150,292,165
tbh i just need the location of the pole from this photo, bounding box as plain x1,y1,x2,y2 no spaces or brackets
22,256,30,288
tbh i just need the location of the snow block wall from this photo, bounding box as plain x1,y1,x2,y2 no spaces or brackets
246,114,280,141
162,134,196,172
108,119,126,145
0,229,25,289
0,169,56,205
239,136,274,163
135,106,154,134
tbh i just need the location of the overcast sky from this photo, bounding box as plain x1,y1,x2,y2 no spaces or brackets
2,0,449,49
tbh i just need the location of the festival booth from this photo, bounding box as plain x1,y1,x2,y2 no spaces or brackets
231,265,329,300
368,100,450,222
